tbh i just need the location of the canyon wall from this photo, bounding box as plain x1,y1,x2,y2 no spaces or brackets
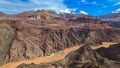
0,16,120,66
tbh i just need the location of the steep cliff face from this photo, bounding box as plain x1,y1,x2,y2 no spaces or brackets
0,21,15,66
97,43,120,61
65,43,120,68
65,45,101,68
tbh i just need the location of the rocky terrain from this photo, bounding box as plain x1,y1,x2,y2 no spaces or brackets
0,10,120,68
97,43,120,61
17,43,120,68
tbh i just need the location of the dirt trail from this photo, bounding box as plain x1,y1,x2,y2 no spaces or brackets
0,42,116,68
91,42,116,49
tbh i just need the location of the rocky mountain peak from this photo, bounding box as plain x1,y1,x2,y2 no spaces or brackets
16,10,60,20
77,45,95,56
35,10,56,14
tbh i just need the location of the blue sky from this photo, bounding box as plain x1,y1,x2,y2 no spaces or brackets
0,0,120,16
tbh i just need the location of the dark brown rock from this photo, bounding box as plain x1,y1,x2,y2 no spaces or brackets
96,43,120,61
65,45,101,68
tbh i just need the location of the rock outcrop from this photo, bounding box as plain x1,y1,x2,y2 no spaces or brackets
65,45,101,68
0,21,15,66
15,10,61,20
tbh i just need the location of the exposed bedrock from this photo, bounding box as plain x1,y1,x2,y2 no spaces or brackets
9,26,120,62
96,43,120,61
0,22,15,66
0,19,120,66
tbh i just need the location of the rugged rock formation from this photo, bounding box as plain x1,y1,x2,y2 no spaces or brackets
0,17,120,65
9,22,120,62
17,44,120,68
97,43,120,61
15,10,61,20
0,21,15,66
65,45,101,68
0,10,120,67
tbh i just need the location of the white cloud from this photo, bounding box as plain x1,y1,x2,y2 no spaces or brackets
113,2,120,6
0,0,68,14
59,8,77,13
59,9,71,13
80,11,88,15
112,8,120,13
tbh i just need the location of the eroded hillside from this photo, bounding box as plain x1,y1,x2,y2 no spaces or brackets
0,10,120,68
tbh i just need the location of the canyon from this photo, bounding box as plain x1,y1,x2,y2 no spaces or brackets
0,10,120,68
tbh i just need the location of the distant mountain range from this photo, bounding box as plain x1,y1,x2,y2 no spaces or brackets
0,11,120,28
97,12,120,28
97,13,120,22
0,11,7,17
